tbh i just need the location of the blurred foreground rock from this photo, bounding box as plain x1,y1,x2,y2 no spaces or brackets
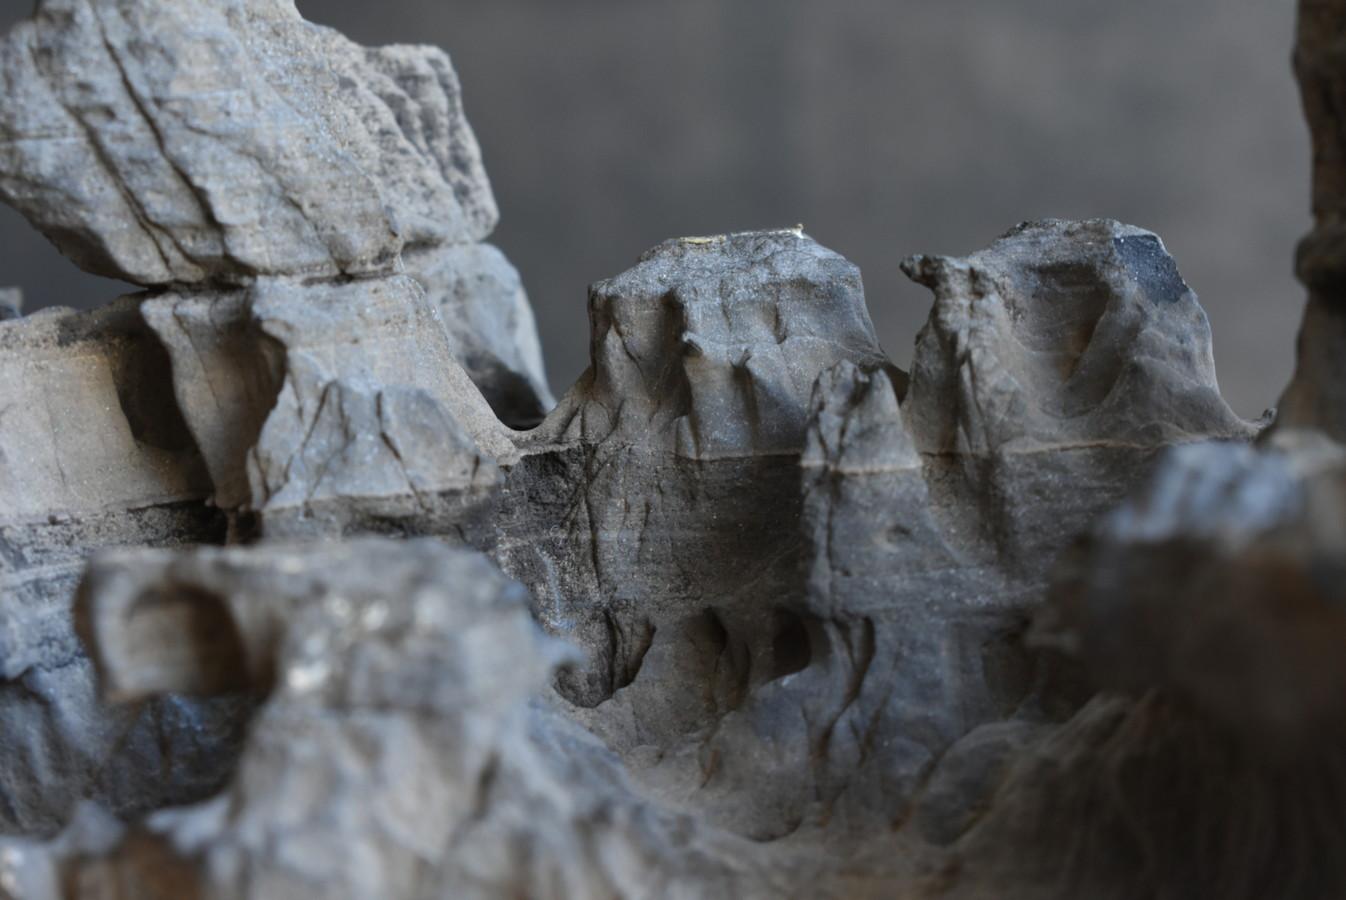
0,0,1342,898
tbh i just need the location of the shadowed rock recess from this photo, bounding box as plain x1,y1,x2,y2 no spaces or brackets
0,1,1340,898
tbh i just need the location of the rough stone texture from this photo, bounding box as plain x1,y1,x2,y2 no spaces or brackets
0,0,1343,898
0,0,495,286
903,220,1247,453
0,0,552,426
0,299,242,836
1277,0,1346,439
0,541,781,899
0,0,543,852
408,243,554,428
143,275,513,538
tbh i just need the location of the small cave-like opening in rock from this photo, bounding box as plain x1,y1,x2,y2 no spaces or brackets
770,608,813,681
120,586,254,697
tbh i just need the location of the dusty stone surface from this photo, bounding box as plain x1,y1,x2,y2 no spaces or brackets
0,0,1342,898
143,275,512,538
27,540,769,900
408,243,554,428
0,0,539,851
0,0,495,286
0,297,240,837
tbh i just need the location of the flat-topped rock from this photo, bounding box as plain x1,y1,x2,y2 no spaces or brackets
536,228,892,458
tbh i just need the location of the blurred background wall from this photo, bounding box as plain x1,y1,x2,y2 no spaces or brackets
0,0,1308,418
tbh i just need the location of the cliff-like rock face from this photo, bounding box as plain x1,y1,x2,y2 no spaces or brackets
0,1,1342,898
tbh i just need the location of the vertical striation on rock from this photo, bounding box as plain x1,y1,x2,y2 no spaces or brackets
0,0,549,845
1277,0,1346,438
0,0,494,285
0,0,1340,898
0,297,241,835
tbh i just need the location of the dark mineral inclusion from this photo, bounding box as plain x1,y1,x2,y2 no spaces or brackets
1115,234,1190,305
0,1,1343,898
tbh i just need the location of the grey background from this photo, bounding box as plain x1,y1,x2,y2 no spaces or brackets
0,0,1309,418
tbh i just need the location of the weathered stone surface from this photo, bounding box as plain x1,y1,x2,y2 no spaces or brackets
0,299,241,836
533,228,891,457
500,228,891,717
1,0,1341,896
0,297,215,682
0,218,1262,895
1,540,769,899
144,275,513,538
0,298,207,524
478,221,1248,867
903,219,1249,454
0,0,495,286
937,431,1346,900
0,0,545,846
408,243,554,428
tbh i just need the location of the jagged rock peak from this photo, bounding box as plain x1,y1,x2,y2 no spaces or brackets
902,218,1252,455
538,228,893,458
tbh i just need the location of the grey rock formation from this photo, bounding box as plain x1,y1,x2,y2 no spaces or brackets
0,0,1341,898
142,275,513,537
0,0,494,286
0,0,542,847
409,243,554,427
0,297,240,836
29,539,770,900
0,0,551,427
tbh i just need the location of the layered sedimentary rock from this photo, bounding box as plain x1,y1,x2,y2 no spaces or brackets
0,0,544,844
0,0,551,426
500,228,892,712
1,0,1344,898
0,0,492,285
0,297,239,836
